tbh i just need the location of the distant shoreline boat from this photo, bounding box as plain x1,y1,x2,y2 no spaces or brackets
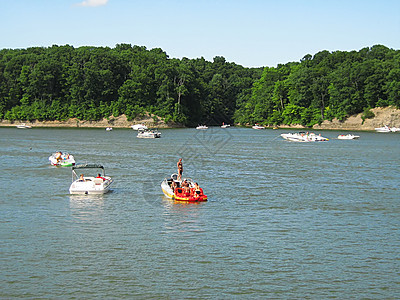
375,125,400,132
137,129,161,138
281,132,329,142
252,124,265,129
131,124,148,130
16,123,31,129
338,134,360,140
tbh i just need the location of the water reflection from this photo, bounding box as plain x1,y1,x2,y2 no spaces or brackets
161,196,207,234
69,194,105,221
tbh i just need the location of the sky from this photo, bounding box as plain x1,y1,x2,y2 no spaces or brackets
0,0,399,67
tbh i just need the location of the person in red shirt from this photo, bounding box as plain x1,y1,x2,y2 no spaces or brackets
96,173,106,181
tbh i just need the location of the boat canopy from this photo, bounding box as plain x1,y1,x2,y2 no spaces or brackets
72,163,104,170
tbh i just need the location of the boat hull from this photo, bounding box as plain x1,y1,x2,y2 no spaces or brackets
161,180,174,198
281,132,329,142
137,130,161,138
338,134,360,140
137,134,161,138
16,123,31,129
69,177,113,194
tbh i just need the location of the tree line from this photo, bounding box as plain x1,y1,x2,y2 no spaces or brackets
0,44,399,126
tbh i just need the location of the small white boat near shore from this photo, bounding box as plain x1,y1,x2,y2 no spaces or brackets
105,127,113,131
137,129,161,138
252,124,265,129
69,164,113,195
196,125,208,130
374,125,400,133
337,134,360,140
16,123,31,129
281,132,329,142
375,125,392,132
131,124,148,130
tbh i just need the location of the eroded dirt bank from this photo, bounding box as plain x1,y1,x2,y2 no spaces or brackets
1,107,399,130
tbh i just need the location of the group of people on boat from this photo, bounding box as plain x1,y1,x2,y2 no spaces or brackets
172,158,203,200
54,151,72,162
55,151,67,163
49,151,76,167
78,173,106,182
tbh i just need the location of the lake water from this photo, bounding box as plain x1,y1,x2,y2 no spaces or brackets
1,127,399,298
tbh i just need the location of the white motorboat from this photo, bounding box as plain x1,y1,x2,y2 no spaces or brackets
374,125,400,132
105,127,113,131
337,134,360,140
49,152,76,167
221,123,231,128
375,125,391,133
69,164,113,194
131,124,148,130
137,129,161,138
281,132,329,142
196,125,208,130
252,124,265,129
16,123,31,129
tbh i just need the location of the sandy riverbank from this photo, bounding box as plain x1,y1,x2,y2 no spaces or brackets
259,106,400,131
0,114,182,129
1,107,399,130
312,106,400,131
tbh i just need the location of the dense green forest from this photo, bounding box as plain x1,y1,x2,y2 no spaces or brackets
0,44,399,126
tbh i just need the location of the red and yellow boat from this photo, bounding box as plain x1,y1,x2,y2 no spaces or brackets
161,174,207,202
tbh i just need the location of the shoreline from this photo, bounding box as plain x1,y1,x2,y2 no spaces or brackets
0,114,183,129
1,107,399,131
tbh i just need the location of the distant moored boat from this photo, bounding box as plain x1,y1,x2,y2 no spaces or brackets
16,123,31,129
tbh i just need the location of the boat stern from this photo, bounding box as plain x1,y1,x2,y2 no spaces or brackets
161,179,174,198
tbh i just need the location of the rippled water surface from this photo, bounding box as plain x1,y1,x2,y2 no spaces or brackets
1,127,399,298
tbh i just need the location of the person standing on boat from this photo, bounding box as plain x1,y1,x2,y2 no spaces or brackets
177,158,183,181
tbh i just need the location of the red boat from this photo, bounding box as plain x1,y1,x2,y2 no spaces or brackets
161,174,208,202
